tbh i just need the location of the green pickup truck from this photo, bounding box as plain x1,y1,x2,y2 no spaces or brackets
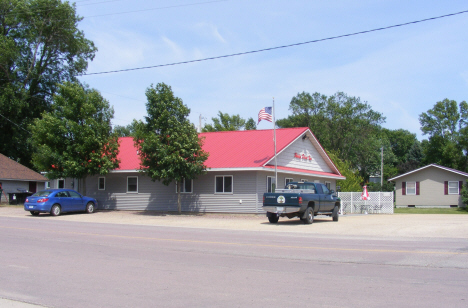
262,182,341,224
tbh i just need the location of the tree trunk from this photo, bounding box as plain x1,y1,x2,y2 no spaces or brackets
177,181,181,214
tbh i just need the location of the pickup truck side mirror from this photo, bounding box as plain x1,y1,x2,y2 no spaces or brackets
329,190,335,194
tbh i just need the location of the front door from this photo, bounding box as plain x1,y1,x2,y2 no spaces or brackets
29,182,37,193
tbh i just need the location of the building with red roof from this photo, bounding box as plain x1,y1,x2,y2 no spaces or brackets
83,127,345,213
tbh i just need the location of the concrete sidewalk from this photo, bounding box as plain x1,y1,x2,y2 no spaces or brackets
2,205,468,239
0,298,46,308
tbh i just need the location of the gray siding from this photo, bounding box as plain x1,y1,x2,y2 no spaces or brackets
0,180,46,202
394,167,467,207
84,170,338,214
86,171,261,213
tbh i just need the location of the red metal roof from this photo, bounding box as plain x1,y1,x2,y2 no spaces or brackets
199,127,308,168
115,127,342,178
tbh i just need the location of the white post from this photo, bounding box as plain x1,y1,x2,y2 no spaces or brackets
351,192,353,214
273,98,277,191
381,147,384,187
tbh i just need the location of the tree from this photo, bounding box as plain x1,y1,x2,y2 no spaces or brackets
327,151,363,192
134,83,209,213
381,129,417,164
419,99,468,171
277,91,386,180
461,180,468,208
0,0,96,167
202,111,246,132
29,82,119,195
113,120,139,137
244,117,256,130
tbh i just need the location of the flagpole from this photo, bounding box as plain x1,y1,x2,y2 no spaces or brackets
273,97,277,192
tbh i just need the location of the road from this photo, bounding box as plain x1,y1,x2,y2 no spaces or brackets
1,215,467,307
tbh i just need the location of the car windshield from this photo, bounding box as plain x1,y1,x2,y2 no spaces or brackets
32,190,52,197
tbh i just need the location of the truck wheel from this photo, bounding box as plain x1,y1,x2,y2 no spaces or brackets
332,206,339,222
267,212,279,223
303,207,314,224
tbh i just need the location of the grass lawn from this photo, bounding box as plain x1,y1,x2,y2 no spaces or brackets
394,207,468,214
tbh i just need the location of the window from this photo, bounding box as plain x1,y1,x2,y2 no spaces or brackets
68,191,81,198
98,177,105,190
448,181,459,194
176,179,193,193
406,182,416,195
215,176,232,193
58,179,65,189
45,181,51,189
325,182,331,190
127,176,138,193
285,178,293,186
267,176,276,193
321,184,330,194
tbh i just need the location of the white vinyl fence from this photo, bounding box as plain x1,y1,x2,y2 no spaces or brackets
337,192,394,214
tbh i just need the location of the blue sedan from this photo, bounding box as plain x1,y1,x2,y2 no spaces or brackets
24,189,98,216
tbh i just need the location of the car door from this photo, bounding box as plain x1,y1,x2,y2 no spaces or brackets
319,184,335,211
55,191,71,212
67,190,84,211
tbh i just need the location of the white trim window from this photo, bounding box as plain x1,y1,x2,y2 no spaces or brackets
98,177,105,190
215,175,233,193
267,176,276,193
58,179,65,189
176,179,193,193
406,182,416,195
448,181,459,194
285,178,293,186
45,181,51,189
127,176,138,193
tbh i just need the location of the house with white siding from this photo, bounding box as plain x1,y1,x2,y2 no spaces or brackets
388,164,468,208
78,127,345,213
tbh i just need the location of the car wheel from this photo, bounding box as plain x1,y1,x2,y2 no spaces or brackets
86,202,95,214
332,206,339,222
267,212,279,223
30,211,39,216
303,207,314,224
50,204,61,216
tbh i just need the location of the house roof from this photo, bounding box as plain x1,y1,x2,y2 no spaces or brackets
0,153,48,182
115,127,343,179
388,164,468,181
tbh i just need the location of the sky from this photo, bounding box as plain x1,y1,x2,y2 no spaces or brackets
75,0,468,140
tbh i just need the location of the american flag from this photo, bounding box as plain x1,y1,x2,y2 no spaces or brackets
258,107,273,124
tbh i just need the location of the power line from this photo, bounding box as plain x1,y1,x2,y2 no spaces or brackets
82,9,468,76
0,113,31,134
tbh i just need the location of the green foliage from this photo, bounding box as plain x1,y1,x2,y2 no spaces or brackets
202,111,247,132
381,128,417,163
29,82,119,192
277,91,387,180
134,83,208,213
0,0,96,167
367,181,395,192
113,120,139,137
327,151,363,192
419,99,468,171
244,117,256,130
461,180,468,207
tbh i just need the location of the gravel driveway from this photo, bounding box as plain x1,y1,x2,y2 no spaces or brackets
2,206,468,239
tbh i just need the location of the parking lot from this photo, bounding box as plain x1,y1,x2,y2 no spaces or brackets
2,205,468,239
